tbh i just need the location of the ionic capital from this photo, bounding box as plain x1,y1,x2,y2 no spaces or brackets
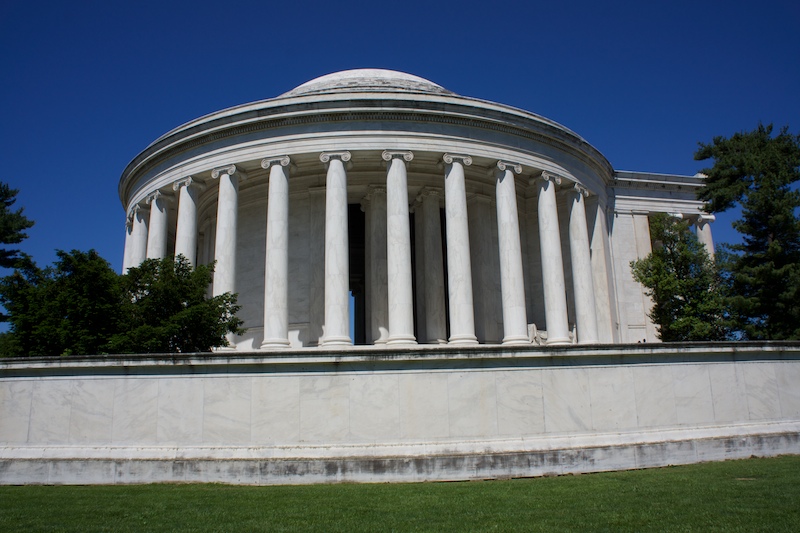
261,156,291,170
172,176,206,192
698,213,716,223
572,183,590,198
211,164,247,180
534,171,563,187
360,185,386,212
382,150,414,163
496,160,522,174
319,151,351,164
442,153,472,166
668,212,684,220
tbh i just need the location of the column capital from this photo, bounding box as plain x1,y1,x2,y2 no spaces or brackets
667,212,684,220
261,155,291,169
537,171,563,186
211,164,247,180
697,213,716,223
496,160,522,174
382,150,414,163
146,190,172,205
572,183,590,198
442,153,472,166
319,151,351,163
172,176,206,192
360,185,387,211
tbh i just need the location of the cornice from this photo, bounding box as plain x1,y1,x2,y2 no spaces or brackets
119,100,615,205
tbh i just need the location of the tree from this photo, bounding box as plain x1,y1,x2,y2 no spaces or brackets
105,256,244,354
631,214,730,341
0,182,34,270
0,250,122,356
695,124,800,340
0,253,244,356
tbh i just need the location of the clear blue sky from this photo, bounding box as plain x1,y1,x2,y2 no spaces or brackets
1,0,798,272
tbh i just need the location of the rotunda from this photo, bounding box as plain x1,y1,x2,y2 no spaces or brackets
119,69,712,349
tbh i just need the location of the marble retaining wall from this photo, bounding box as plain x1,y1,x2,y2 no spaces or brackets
1,342,799,485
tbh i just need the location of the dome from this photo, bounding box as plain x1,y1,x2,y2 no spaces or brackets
281,68,454,97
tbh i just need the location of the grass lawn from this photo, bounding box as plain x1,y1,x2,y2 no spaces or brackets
1,456,798,531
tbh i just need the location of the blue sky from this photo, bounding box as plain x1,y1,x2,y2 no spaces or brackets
1,0,798,272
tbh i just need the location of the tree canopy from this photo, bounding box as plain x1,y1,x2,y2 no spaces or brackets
0,182,34,271
0,252,244,356
695,124,800,340
631,214,730,341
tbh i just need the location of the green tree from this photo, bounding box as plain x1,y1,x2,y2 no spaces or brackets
695,124,800,340
0,250,121,356
0,253,244,356
0,182,34,270
105,256,244,354
631,214,730,341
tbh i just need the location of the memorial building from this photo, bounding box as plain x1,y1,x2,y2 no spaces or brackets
2,70,797,486
119,69,714,349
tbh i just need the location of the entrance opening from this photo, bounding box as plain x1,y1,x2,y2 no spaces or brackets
348,204,366,344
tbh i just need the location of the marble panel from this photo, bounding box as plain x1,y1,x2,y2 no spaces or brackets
589,366,637,431
672,364,715,425
0,380,33,443
288,197,310,325
742,363,781,420
299,375,350,442
251,376,301,444
157,378,204,444
632,365,677,428
542,367,592,433
776,362,800,418
111,377,158,445
398,373,449,439
69,378,115,444
112,378,158,444
203,376,252,444
349,374,401,442
28,379,73,444
495,369,545,436
447,371,498,438
708,363,747,423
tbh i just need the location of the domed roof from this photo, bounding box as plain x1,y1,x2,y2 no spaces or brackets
281,69,454,97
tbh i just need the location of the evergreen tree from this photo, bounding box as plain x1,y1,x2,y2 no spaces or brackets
631,214,730,341
0,182,34,271
695,124,800,340
0,250,121,356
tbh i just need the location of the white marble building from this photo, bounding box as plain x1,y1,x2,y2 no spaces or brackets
119,69,714,350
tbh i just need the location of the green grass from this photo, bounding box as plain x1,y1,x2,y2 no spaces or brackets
1,456,799,532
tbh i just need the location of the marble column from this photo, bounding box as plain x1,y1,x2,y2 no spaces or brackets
320,151,352,346
211,164,245,300
383,150,416,345
696,214,716,259
146,191,169,259
442,154,478,345
363,186,388,344
173,177,203,266
535,172,570,345
129,205,149,269
568,184,599,344
122,216,134,272
421,189,447,344
308,187,326,345
261,156,292,349
494,161,529,345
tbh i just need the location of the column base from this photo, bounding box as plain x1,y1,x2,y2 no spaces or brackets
387,335,417,346
502,335,531,346
260,338,291,350
320,335,353,347
426,338,449,345
448,334,479,345
546,336,572,346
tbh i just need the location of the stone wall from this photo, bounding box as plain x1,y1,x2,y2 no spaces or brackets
1,342,798,484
